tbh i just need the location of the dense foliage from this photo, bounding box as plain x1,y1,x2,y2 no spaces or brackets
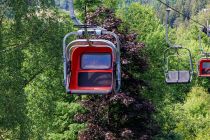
1,0,210,140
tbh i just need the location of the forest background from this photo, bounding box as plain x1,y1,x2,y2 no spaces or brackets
1,0,210,139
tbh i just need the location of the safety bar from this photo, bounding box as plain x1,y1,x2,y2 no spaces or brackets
68,29,119,49
164,47,194,74
66,39,117,61
63,29,121,93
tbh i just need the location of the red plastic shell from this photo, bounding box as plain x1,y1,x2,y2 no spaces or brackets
198,58,210,77
69,46,114,91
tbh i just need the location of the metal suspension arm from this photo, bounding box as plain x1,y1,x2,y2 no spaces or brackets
69,0,82,25
165,7,172,47
207,20,210,37
198,30,205,55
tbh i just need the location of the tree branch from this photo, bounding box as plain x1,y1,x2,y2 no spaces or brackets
22,57,55,88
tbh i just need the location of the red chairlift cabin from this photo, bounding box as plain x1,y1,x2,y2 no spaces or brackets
63,29,121,94
198,58,210,77
63,1,120,94
198,24,210,77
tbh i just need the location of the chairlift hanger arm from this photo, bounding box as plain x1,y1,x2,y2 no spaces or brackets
206,20,210,37
199,24,210,56
198,30,204,54
69,0,82,25
165,6,172,47
69,0,106,30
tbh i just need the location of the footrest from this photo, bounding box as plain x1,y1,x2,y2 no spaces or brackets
68,89,112,94
165,70,191,84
